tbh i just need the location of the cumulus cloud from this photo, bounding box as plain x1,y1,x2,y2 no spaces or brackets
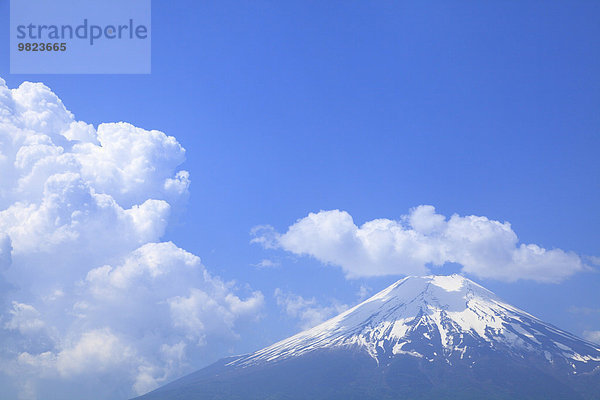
4,302,44,335
274,289,347,330
252,206,587,283
19,328,135,378
0,78,263,399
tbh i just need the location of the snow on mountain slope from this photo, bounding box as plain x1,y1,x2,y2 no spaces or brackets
230,275,600,373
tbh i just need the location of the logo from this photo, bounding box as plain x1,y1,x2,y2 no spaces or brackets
10,0,151,74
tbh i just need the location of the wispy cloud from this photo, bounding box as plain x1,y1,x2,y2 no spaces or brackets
252,259,280,268
583,331,600,344
357,284,371,301
568,306,600,315
274,289,347,330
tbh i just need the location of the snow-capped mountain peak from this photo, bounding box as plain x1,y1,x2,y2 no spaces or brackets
231,274,600,372
137,274,600,400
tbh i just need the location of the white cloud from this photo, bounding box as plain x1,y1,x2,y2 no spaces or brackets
252,259,280,268
249,225,279,249
4,302,44,335
274,289,347,330
16,329,140,394
0,78,264,399
586,255,600,266
0,233,11,270
253,205,587,283
55,329,134,376
169,287,264,345
583,331,600,344
357,285,371,301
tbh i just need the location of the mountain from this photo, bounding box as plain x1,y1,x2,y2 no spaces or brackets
134,275,600,400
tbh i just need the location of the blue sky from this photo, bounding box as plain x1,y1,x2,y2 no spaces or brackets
0,1,599,398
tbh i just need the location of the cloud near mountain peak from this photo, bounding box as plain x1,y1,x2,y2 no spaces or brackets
252,205,586,283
